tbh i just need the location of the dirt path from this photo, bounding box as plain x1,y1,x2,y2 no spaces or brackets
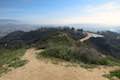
80,32,103,42
0,48,119,80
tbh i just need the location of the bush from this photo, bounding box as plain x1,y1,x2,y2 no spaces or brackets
0,48,26,65
105,70,120,79
40,46,79,62
38,46,109,65
110,70,120,78
0,48,27,75
8,57,27,68
40,45,120,66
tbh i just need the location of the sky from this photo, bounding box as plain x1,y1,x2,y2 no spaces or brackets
0,0,120,25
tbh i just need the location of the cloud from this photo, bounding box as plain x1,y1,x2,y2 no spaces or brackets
77,1,120,25
56,1,120,25
15,0,120,26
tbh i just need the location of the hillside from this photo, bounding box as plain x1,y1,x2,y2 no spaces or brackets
0,27,84,48
0,27,120,61
0,48,119,80
0,27,119,80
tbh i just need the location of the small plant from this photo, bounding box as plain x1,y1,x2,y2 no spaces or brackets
104,70,120,80
0,67,9,76
8,59,27,68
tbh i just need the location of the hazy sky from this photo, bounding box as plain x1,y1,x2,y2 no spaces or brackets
0,0,120,25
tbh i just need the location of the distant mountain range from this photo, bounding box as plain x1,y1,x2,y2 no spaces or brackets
0,19,40,38
0,19,119,38
0,24,38,38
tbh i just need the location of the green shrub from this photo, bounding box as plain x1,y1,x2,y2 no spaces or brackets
105,70,120,79
39,46,120,66
0,48,26,65
110,70,120,78
8,59,27,68
39,46,103,65
0,67,9,75
0,48,27,75
39,46,80,62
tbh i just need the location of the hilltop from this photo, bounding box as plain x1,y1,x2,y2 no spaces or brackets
0,27,119,80
0,27,119,63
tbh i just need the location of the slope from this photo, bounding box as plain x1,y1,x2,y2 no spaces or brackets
0,48,119,80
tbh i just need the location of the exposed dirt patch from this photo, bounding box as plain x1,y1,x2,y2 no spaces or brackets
80,32,103,42
0,48,119,80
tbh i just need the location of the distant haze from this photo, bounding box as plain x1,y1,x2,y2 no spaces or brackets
0,19,119,38
0,0,120,25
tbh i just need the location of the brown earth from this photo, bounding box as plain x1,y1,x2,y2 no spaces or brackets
80,32,103,42
0,48,119,80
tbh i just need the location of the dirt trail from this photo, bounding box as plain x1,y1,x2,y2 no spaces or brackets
80,32,103,42
0,48,119,80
